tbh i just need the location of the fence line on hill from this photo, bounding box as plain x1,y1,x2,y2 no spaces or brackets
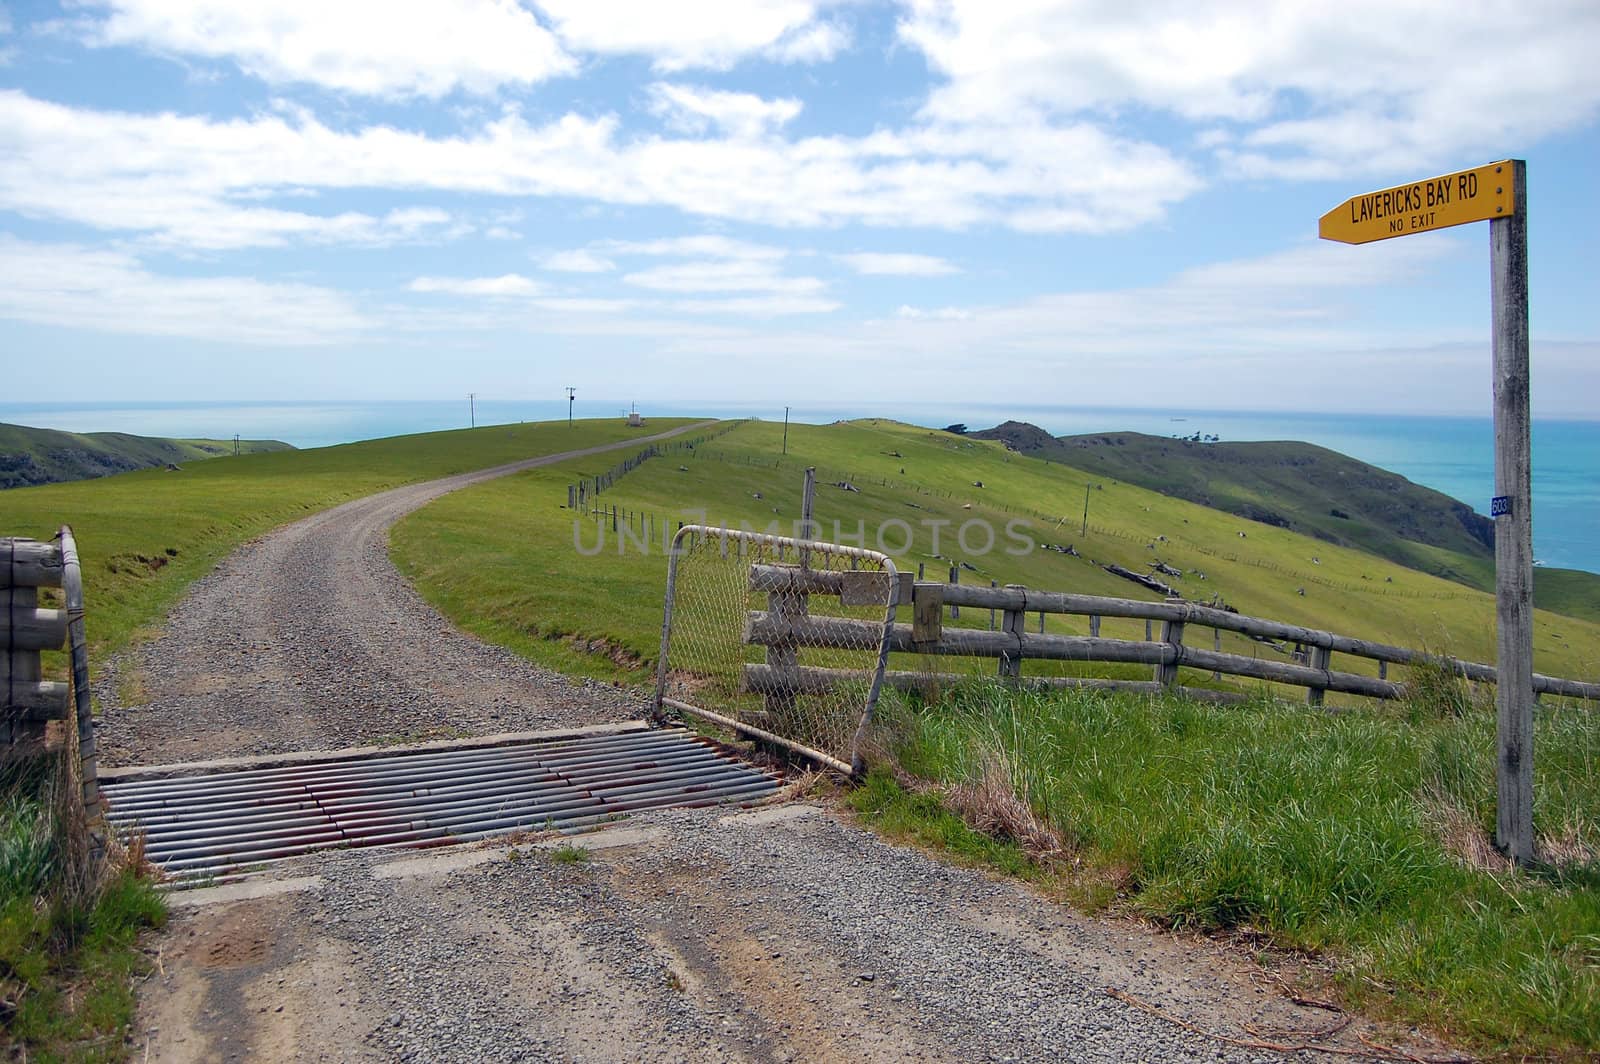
563,423,740,514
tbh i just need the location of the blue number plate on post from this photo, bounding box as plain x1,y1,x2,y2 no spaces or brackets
1491,495,1513,517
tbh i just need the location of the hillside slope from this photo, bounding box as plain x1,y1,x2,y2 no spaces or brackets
0,422,293,488
393,417,1600,691
972,421,1600,623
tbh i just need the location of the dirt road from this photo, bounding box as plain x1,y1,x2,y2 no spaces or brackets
97,423,715,768
106,428,1441,1062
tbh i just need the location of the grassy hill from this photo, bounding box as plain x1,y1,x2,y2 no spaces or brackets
971,421,1600,623
392,417,1600,692
0,421,294,489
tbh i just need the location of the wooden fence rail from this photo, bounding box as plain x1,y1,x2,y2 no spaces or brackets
739,565,1600,706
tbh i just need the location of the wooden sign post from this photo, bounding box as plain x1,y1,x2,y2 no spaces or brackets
1321,159,1533,862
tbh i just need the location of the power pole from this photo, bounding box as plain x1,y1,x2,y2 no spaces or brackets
468,393,476,429
233,434,240,457
566,386,576,427
783,406,790,455
1081,483,1091,537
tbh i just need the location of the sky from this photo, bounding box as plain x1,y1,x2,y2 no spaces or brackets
2,1,1598,417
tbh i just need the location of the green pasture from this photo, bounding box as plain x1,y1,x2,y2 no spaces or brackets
393,418,1600,692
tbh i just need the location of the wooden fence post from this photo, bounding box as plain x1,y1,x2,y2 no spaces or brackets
989,579,997,631
949,566,960,619
999,584,1024,680
1089,614,1100,637
1307,645,1332,707
2,538,70,757
1156,619,1185,688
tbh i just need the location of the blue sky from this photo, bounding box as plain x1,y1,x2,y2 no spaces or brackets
2,0,1598,416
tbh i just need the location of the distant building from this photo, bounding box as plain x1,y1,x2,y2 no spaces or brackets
627,411,644,427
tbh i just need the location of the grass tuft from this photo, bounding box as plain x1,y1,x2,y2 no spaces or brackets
549,842,591,865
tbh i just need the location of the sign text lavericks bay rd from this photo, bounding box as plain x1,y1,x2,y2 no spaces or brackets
1319,160,1515,244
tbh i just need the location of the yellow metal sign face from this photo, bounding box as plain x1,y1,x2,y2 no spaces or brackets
1319,161,1516,244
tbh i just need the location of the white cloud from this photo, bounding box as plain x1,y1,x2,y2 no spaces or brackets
839,252,958,276
0,90,1198,246
409,274,543,297
0,237,369,344
647,82,802,138
765,19,848,64
84,0,574,97
898,0,1600,178
539,249,616,273
535,0,841,71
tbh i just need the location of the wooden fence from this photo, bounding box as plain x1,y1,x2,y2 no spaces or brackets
740,568,1600,708
3,530,102,820
564,423,739,513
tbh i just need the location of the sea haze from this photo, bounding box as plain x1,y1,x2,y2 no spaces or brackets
3,400,1595,575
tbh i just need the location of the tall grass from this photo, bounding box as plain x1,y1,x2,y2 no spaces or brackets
1,751,166,1058
859,683,1600,1056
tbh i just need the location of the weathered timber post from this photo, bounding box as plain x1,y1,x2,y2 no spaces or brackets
989,579,997,631
1089,614,1100,637
999,585,1024,680
3,538,70,757
1306,644,1333,707
1491,160,1534,863
1213,628,1222,680
912,583,943,648
1156,618,1185,688
1319,158,1531,863
949,566,960,618
762,469,815,730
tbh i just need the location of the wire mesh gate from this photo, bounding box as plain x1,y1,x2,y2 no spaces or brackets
654,526,899,776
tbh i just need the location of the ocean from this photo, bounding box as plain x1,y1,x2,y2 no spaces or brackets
3,399,1596,575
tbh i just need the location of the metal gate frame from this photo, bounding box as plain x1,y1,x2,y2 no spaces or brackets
653,525,899,777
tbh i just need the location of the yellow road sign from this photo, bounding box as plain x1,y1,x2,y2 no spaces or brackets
1319,160,1516,244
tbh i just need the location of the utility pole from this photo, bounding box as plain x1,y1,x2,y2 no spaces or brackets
468,393,476,429
1081,483,1091,537
783,406,790,455
566,387,576,427
233,434,240,457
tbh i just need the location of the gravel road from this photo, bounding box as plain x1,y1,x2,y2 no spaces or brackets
135,804,1437,1063
96,423,712,767
105,424,1441,1062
